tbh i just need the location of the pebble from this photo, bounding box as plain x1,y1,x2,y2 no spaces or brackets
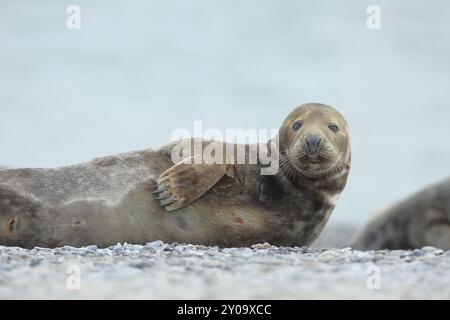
251,242,272,250
29,259,42,267
145,240,164,248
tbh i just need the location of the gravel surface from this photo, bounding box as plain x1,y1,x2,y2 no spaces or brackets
311,223,357,249
1,242,449,299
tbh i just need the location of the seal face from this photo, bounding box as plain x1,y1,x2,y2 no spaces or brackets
279,103,351,180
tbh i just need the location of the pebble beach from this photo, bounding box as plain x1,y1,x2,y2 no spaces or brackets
1,241,449,299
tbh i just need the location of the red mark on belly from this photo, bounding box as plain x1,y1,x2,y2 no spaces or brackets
234,217,244,224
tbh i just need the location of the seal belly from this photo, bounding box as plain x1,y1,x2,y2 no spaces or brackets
153,176,276,247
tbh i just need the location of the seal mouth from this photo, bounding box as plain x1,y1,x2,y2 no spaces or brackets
296,156,342,178
303,154,328,164
305,158,322,165
296,142,334,166
282,149,342,179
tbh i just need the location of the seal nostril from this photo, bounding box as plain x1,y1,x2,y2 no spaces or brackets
305,134,322,149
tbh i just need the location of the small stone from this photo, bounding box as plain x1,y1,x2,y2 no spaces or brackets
144,247,157,254
145,240,164,249
251,242,272,250
112,247,123,255
403,257,413,262
30,259,42,267
100,249,113,256
62,245,77,251
163,246,174,252
174,246,184,252
33,246,50,251
130,261,154,269
123,243,141,251
86,245,98,251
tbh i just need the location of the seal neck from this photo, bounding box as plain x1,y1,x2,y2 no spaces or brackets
286,157,351,207
264,138,350,206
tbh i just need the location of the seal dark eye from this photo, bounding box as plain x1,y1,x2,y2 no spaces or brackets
328,124,339,133
293,122,302,131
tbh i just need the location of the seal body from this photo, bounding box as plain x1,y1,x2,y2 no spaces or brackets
352,178,450,250
0,103,351,248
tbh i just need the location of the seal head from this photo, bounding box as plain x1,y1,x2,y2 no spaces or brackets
278,103,351,181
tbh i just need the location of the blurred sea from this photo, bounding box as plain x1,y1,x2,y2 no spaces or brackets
1,0,449,224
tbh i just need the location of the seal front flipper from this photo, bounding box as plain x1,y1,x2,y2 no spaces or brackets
154,156,228,212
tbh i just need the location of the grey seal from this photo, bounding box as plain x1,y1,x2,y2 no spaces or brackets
0,103,351,248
